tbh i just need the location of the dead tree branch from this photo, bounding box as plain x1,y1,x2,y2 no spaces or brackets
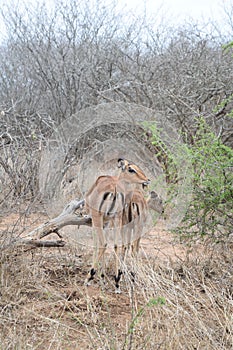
16,198,92,248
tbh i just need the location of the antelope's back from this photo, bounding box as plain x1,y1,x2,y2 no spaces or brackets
85,175,126,217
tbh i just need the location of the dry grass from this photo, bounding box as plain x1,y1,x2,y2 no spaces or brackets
0,212,232,350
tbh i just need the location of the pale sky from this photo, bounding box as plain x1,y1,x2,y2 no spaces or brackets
119,0,227,24
0,0,230,41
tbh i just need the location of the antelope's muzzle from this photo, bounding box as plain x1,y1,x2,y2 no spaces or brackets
142,179,150,189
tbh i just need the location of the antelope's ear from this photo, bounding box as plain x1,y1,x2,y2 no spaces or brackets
118,158,128,170
150,190,158,198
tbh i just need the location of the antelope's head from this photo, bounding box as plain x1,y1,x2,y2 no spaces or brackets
148,190,164,214
117,158,150,188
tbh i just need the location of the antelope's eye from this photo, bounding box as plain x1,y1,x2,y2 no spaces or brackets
128,167,136,174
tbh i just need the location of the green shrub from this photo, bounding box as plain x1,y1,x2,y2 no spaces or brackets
184,119,233,239
146,118,233,240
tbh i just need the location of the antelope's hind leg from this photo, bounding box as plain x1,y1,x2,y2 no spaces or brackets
85,223,107,286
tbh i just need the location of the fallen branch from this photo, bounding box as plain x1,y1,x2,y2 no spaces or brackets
18,239,66,248
20,198,92,246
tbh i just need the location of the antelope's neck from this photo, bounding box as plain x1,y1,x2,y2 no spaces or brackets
118,175,137,190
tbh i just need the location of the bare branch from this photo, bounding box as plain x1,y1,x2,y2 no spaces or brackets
23,198,91,243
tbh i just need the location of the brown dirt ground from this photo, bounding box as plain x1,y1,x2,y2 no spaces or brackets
0,212,231,349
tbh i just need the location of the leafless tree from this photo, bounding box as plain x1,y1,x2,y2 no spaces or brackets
0,0,233,206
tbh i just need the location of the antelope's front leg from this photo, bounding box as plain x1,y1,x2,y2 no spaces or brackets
121,225,131,264
114,243,122,294
114,218,123,293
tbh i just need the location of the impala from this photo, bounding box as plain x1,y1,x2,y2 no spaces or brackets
84,158,150,293
122,190,164,258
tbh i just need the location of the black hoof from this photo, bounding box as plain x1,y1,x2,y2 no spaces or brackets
85,268,96,284
114,270,123,289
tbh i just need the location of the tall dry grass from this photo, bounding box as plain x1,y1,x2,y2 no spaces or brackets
0,213,232,349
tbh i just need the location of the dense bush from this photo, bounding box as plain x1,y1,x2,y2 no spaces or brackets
0,0,232,239
147,118,233,239
184,119,233,239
